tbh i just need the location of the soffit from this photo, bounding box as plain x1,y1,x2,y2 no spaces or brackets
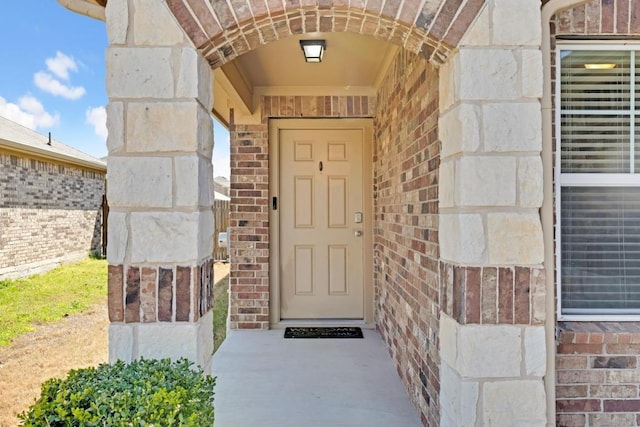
225,32,397,88
215,32,398,124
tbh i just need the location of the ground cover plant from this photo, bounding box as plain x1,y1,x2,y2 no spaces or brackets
213,267,229,353
19,358,215,426
0,258,107,347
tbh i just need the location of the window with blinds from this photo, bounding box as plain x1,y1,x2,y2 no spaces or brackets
558,47,640,318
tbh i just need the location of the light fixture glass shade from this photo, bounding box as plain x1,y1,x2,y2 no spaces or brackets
300,40,326,63
584,63,617,69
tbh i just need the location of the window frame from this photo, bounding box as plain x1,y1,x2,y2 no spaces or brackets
556,43,640,321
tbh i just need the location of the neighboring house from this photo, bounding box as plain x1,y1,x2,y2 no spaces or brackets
213,175,230,197
0,116,106,280
59,0,640,425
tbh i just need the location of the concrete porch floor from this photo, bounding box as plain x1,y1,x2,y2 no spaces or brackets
211,328,422,427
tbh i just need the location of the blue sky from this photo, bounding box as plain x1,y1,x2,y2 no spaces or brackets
0,1,230,178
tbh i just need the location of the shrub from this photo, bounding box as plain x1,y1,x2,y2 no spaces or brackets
19,358,215,426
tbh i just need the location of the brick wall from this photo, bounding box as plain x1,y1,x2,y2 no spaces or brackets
552,1,640,425
0,150,105,279
229,123,270,330
228,95,376,330
373,49,440,426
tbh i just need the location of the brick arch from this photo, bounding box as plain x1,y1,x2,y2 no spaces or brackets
166,0,485,68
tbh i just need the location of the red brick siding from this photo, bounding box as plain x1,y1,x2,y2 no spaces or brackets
107,259,213,324
229,124,270,330
556,323,640,427
373,49,440,427
440,263,546,326
552,1,640,424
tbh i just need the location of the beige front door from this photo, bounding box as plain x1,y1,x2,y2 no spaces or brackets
279,127,365,319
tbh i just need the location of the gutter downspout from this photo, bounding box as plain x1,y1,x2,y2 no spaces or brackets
540,1,591,426
56,0,105,21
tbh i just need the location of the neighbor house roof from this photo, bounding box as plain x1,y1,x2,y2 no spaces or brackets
0,115,106,172
214,191,230,201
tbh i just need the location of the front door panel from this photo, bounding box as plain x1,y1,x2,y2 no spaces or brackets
280,128,364,319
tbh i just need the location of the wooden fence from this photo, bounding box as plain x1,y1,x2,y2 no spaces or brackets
213,198,230,261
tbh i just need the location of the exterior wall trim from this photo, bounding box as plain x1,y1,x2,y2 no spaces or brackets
541,1,595,425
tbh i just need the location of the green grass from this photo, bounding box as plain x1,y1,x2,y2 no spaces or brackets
0,258,107,347
213,268,229,353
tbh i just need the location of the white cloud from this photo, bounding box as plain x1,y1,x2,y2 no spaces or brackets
34,71,86,100
0,95,59,129
85,106,107,141
46,51,78,81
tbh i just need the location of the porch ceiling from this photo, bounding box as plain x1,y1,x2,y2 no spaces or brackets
213,31,398,125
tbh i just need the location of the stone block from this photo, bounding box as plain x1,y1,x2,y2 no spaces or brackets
439,160,455,208
487,212,544,265
440,362,479,427
175,156,200,207
438,57,456,111
105,0,128,45
176,47,213,110
440,314,458,366
106,102,124,153
440,213,486,264
130,211,200,263
107,211,128,264
457,156,516,207
199,209,215,259
126,102,202,152
525,326,546,376
107,47,174,99
457,324,521,377
492,0,542,47
133,0,185,46
109,323,135,363
482,103,542,152
522,49,543,98
518,156,543,208
198,105,214,158
460,3,490,47
135,310,214,370
483,380,546,426
440,103,481,159
107,157,173,208
459,48,518,100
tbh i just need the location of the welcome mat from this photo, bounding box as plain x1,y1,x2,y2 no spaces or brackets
284,327,364,339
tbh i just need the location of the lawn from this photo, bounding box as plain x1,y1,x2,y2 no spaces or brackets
0,258,107,347
213,264,230,353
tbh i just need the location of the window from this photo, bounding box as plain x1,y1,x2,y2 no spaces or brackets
557,46,640,319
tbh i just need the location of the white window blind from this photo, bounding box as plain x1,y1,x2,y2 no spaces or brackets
558,47,640,317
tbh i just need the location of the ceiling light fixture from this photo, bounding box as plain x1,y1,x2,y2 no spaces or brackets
584,63,617,69
300,40,326,63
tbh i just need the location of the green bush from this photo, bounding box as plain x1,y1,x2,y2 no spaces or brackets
19,358,215,426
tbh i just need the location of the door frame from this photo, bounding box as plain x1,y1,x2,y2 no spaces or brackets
269,118,374,327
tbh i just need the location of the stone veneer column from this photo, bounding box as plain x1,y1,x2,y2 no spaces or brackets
104,0,215,369
438,0,547,425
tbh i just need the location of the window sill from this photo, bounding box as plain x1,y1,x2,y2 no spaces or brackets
557,321,640,345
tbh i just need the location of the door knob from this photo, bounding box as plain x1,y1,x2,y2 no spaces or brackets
354,230,363,237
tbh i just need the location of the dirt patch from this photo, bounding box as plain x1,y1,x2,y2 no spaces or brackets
0,303,108,426
0,262,229,427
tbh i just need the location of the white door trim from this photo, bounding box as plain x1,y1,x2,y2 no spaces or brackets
269,118,374,328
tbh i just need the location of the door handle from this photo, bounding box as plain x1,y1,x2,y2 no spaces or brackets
354,230,363,237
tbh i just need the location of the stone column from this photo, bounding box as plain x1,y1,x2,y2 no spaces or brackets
438,0,547,425
104,0,215,370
